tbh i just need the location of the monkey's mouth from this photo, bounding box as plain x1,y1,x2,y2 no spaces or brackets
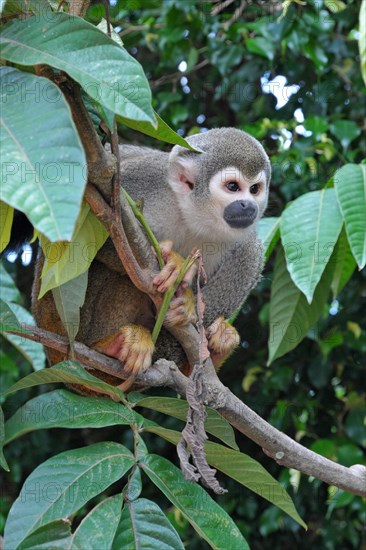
223,200,258,229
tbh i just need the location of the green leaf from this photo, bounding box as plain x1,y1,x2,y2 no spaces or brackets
72,495,122,550
17,520,72,550
2,302,46,371
204,442,306,529
330,228,357,298
344,408,366,446
257,217,280,259
303,116,328,139
4,361,126,402
4,389,140,445
334,164,366,269
136,396,238,450
143,426,306,529
0,406,10,471
246,37,275,60
0,67,86,242
280,189,343,303
325,0,347,12
52,271,88,345
3,442,135,550
268,244,334,364
97,18,124,47
0,201,13,252
140,454,250,550
303,42,328,70
117,111,199,150
360,0,366,85
0,298,23,333
330,120,361,149
0,263,21,302
0,13,156,125
123,467,142,502
112,498,184,550
38,204,108,298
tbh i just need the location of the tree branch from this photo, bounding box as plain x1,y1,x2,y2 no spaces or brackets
8,323,366,497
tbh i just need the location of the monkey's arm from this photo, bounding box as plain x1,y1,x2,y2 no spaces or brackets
201,235,263,368
202,235,263,326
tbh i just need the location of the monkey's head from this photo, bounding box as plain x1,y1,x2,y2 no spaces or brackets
168,128,270,242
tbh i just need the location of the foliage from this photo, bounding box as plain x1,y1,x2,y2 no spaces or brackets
0,1,365,549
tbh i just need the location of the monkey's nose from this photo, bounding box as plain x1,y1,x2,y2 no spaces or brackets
223,200,258,229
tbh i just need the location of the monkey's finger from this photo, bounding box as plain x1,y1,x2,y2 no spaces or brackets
153,258,176,284
159,239,174,261
154,264,181,291
181,263,198,287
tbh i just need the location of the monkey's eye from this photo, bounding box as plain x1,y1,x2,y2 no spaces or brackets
226,181,240,192
250,184,260,195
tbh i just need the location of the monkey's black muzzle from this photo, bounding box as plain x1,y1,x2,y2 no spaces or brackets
224,200,258,229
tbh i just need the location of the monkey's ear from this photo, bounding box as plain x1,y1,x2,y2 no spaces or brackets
168,156,198,195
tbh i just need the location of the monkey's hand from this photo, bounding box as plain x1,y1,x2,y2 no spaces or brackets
93,325,154,375
153,240,197,292
206,317,240,370
153,240,198,326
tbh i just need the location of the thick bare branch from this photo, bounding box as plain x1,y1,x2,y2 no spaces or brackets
8,323,366,497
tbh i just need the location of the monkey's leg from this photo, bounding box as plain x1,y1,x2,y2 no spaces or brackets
92,325,154,375
206,317,240,370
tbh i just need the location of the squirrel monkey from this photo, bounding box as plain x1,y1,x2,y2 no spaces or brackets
31,128,270,382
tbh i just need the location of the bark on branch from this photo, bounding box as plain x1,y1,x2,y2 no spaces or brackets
8,322,366,498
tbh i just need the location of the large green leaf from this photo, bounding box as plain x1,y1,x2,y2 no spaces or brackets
3,442,135,550
52,271,88,345
0,201,13,252
0,406,9,472
136,396,238,450
72,495,122,550
204,441,306,529
0,263,21,303
117,111,199,150
330,228,357,298
3,302,46,371
144,426,306,529
4,389,140,445
268,244,334,364
38,204,108,298
0,298,22,334
0,67,86,242
4,361,126,402
140,454,249,550
280,189,343,303
0,13,156,124
112,498,184,550
257,216,280,259
17,521,72,550
334,164,366,269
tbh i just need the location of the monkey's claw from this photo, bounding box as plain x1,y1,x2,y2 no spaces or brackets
153,240,197,292
93,325,154,375
164,287,198,327
206,317,240,369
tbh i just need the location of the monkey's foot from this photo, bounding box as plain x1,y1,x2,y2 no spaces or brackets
206,317,240,370
164,287,198,327
153,240,197,292
93,325,154,375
